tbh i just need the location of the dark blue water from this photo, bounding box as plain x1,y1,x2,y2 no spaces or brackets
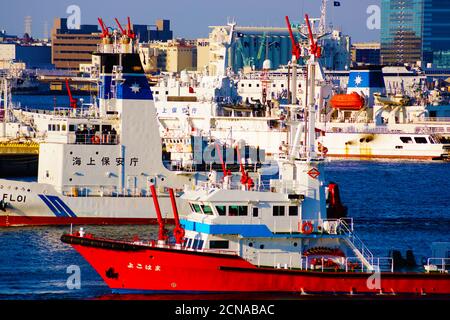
0,160,449,300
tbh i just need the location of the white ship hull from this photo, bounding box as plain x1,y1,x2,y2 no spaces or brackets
0,178,190,226
320,132,449,160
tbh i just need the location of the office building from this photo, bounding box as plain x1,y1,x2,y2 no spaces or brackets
381,0,450,69
352,42,381,65
51,18,100,71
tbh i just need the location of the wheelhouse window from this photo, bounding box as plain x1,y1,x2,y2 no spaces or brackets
209,240,229,249
273,206,285,216
289,206,298,216
252,207,259,217
216,205,226,216
400,137,413,144
414,137,428,144
192,239,204,250
192,204,202,214
201,205,214,215
229,205,248,216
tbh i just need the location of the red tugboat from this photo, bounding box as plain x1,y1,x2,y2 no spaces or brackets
61,14,450,296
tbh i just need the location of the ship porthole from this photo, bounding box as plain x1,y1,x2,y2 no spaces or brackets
260,244,265,249
248,242,253,247
293,242,298,247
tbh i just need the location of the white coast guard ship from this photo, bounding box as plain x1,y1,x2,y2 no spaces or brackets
0,27,208,227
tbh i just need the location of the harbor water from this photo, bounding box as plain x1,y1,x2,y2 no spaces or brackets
0,160,449,300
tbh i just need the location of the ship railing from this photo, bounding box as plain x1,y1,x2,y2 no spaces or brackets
274,218,353,235
417,117,450,123
345,257,394,273
63,186,152,198
338,220,374,271
255,253,393,273
425,258,450,273
194,180,272,192
68,133,120,145
269,180,315,195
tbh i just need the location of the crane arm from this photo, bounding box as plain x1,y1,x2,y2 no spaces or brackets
97,18,109,38
285,16,300,60
127,17,136,39
168,188,185,245
150,184,168,241
65,79,77,109
114,18,126,35
305,14,322,58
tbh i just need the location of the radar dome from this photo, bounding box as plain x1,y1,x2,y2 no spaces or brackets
262,59,272,70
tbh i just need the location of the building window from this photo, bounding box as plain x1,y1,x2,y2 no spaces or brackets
209,240,229,249
273,206,285,216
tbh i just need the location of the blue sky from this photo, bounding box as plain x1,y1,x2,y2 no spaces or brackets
0,0,381,42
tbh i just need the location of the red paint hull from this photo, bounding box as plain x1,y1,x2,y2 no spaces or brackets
62,235,450,295
0,216,171,227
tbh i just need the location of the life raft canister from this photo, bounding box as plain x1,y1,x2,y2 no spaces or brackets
91,135,101,144
301,221,314,234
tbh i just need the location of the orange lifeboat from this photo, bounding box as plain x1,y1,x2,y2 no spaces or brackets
329,92,365,110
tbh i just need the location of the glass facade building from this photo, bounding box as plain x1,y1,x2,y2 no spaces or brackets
381,0,423,66
381,0,450,69
422,0,450,68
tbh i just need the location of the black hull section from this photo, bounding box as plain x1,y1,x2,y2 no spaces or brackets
0,154,38,177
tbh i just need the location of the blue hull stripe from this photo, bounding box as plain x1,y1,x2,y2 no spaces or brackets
38,195,77,218
38,195,67,217
46,195,77,218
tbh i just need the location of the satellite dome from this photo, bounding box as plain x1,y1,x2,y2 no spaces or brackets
180,70,190,83
262,59,272,70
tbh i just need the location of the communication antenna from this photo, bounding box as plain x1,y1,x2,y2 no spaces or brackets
24,16,32,36
43,21,49,39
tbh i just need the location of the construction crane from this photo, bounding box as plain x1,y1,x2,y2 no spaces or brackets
256,32,267,61
319,0,329,36
235,39,253,69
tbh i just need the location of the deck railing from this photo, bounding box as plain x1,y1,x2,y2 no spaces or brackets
425,258,450,273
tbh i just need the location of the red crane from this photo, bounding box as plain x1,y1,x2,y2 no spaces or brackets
235,146,254,190
149,184,168,242
305,14,322,58
126,17,136,39
215,143,231,179
168,188,185,245
97,18,110,39
114,18,127,36
65,79,77,109
285,16,301,60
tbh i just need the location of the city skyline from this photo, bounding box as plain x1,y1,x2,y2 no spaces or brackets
0,0,381,42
